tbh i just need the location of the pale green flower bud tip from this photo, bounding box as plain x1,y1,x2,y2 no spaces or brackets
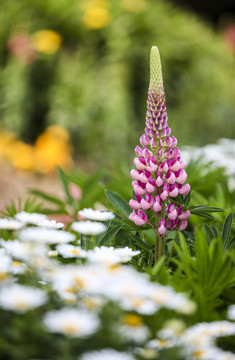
150,46,163,92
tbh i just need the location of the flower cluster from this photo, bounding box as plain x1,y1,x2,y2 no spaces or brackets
129,46,190,235
0,125,73,173
147,320,235,360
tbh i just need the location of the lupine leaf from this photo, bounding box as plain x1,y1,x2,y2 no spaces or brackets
203,224,214,243
96,220,111,244
190,206,224,213
227,236,235,249
222,212,234,250
105,190,131,218
190,210,215,220
210,225,218,239
98,224,123,246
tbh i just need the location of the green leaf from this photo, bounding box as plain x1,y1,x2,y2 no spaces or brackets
98,224,123,246
96,220,111,244
58,167,73,205
190,206,224,213
227,236,235,249
105,190,131,218
190,210,215,220
129,235,151,252
148,250,154,268
203,224,214,243
210,225,218,239
29,189,65,207
222,212,234,250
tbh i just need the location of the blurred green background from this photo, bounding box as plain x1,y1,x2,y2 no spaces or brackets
1,0,235,169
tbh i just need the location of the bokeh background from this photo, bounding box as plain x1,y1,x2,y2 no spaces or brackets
0,0,235,202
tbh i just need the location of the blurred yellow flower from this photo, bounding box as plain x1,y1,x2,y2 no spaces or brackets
0,125,73,174
121,0,146,13
80,0,109,10
32,30,62,54
10,143,35,171
82,7,112,29
35,126,73,174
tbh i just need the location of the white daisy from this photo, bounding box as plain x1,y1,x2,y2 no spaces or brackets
44,308,99,337
0,284,47,312
72,221,106,235
0,251,11,281
78,208,115,221
38,219,64,229
18,227,75,244
0,218,23,230
56,244,87,258
114,247,140,262
80,349,136,360
86,246,140,265
15,211,47,226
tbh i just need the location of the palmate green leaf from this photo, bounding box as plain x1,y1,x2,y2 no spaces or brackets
98,224,123,246
222,212,234,250
227,236,235,249
105,190,131,218
210,225,218,239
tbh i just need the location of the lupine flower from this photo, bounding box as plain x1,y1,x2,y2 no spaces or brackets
129,46,190,259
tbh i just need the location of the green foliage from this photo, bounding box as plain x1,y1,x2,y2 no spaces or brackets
1,0,235,166
172,228,235,321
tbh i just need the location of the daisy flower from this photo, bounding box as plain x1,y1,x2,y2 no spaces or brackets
0,284,47,312
72,221,106,235
78,208,115,221
18,227,75,244
44,308,99,337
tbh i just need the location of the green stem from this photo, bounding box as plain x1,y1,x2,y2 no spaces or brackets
167,221,182,267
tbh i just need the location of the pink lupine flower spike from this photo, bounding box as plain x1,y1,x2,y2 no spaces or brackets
129,46,191,261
